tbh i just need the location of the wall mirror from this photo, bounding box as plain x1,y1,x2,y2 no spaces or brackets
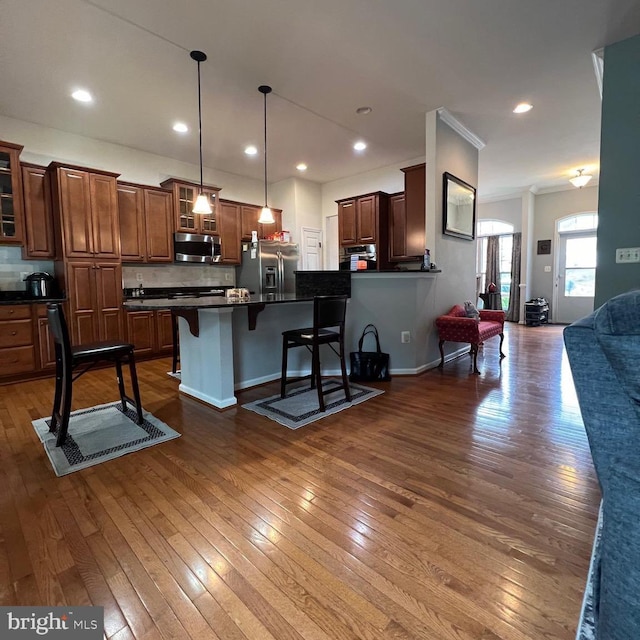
442,172,476,240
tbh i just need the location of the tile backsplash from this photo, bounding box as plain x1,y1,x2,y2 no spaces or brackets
0,246,236,291
0,246,54,291
122,263,236,288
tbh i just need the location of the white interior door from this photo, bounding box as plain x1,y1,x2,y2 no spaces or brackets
555,231,596,324
301,227,322,270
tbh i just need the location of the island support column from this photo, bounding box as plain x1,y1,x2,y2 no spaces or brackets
178,308,237,408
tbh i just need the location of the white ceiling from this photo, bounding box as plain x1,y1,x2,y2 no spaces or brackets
1,0,639,198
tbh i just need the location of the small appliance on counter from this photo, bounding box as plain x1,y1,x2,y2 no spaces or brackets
24,272,55,298
338,245,377,271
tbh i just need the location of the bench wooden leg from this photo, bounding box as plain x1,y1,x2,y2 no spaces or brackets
471,344,480,375
438,340,445,367
499,333,506,358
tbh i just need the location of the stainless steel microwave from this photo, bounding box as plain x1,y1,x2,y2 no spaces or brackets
174,232,221,264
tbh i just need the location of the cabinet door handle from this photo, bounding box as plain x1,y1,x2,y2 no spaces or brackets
11,331,17,336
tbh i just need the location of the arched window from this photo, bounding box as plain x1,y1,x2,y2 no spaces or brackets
476,220,515,309
557,213,598,232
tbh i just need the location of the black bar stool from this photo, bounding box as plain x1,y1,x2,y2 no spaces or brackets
281,295,351,411
46,303,143,447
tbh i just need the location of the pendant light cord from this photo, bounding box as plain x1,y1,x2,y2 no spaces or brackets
263,89,268,207
197,59,204,191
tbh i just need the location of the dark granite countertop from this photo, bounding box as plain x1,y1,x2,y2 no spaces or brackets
0,291,66,305
123,293,316,311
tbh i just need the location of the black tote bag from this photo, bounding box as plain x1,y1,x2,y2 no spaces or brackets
349,324,391,382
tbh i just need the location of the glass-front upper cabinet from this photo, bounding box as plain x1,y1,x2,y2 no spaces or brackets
160,178,219,235
0,141,24,243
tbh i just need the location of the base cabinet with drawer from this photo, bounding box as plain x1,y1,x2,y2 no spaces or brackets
0,305,36,377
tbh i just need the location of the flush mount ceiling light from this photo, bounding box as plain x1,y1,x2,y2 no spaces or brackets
173,122,188,133
569,168,593,188
244,145,258,156
353,140,367,151
190,50,212,215
356,106,372,115
296,163,308,172
258,85,275,225
71,89,93,103
513,102,533,114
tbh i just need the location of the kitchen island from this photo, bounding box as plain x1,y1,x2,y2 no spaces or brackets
124,270,444,410
124,294,318,408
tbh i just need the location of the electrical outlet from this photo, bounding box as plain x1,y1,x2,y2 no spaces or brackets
20,271,29,281
616,247,640,263
401,331,410,344
544,265,551,273
225,273,232,281
136,272,143,281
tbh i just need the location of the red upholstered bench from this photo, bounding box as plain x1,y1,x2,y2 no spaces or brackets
435,304,506,374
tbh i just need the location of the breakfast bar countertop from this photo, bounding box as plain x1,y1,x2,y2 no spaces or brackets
123,292,316,311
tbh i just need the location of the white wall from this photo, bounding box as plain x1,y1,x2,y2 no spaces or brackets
0,114,265,203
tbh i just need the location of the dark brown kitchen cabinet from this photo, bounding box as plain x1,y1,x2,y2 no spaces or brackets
357,195,377,243
35,304,56,370
0,141,25,245
240,203,283,240
160,178,220,235
155,311,174,353
21,163,55,259
399,163,426,260
126,310,174,356
388,192,407,261
337,199,357,245
126,311,156,356
48,163,121,259
0,305,36,377
218,201,242,264
118,182,173,263
64,260,123,345
337,192,390,254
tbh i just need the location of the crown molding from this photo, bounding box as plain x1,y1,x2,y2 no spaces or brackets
436,108,486,150
592,48,604,100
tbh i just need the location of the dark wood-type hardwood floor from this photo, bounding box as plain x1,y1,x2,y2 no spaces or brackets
0,323,600,639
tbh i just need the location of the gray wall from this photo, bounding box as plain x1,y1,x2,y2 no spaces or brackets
595,33,640,306
531,187,598,307
478,197,522,231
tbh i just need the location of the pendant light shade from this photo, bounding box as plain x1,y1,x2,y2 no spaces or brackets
569,168,593,189
191,50,212,215
258,85,275,225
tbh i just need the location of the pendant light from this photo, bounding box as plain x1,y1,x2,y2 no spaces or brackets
569,168,593,189
190,50,212,215
258,85,275,225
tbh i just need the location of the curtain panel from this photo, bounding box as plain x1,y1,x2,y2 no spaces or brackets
507,232,522,322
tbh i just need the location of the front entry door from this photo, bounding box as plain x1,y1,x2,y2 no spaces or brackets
555,231,596,324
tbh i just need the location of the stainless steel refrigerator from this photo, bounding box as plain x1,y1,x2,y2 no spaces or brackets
237,241,299,295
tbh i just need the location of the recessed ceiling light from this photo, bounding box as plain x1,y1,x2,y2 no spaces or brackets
173,122,188,133
296,163,308,172
244,145,258,156
353,141,367,151
71,89,93,103
513,102,533,114
356,106,372,115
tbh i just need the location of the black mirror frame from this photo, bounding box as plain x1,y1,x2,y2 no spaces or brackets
442,172,477,241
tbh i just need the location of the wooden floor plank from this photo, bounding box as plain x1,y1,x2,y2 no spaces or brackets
0,323,599,639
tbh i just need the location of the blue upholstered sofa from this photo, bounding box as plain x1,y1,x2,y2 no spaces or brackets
564,290,640,639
